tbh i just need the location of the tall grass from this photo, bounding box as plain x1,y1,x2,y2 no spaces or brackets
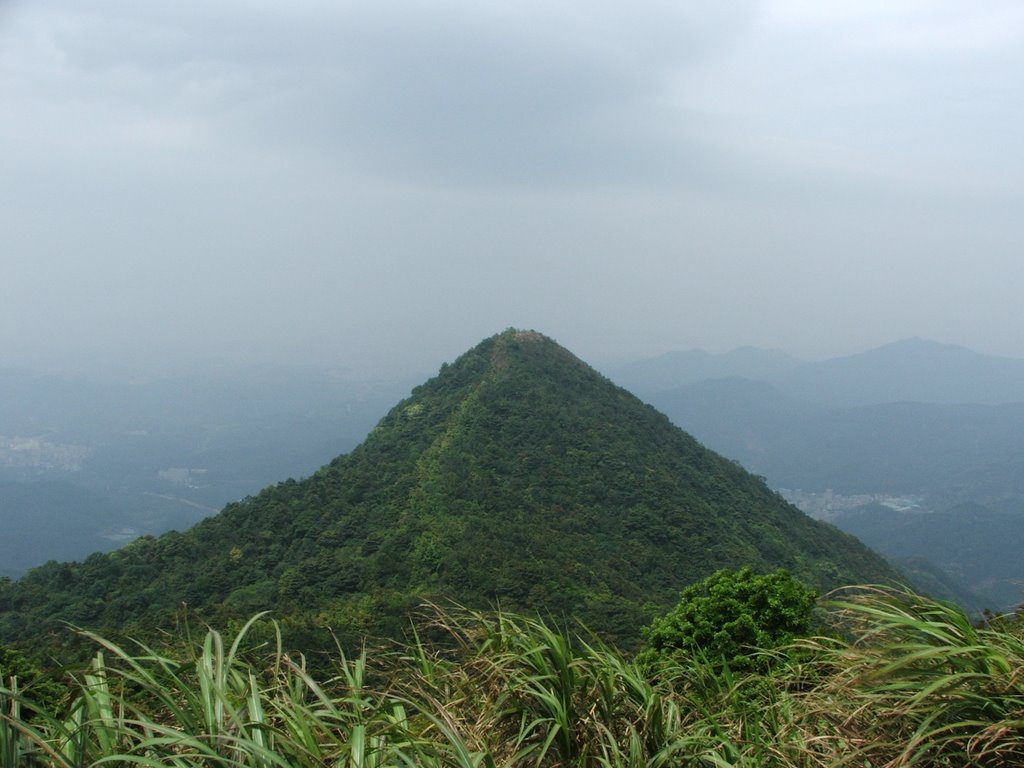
797,586,1024,767
2,590,1022,767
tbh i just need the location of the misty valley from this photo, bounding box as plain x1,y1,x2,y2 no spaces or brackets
0,367,411,578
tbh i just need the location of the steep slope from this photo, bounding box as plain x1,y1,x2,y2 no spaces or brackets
0,365,408,575
0,331,896,653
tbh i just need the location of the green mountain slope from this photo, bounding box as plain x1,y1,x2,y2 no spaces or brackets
0,330,896,653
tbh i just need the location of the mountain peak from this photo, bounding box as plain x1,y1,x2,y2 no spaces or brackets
503,328,548,344
486,328,579,369
408,329,597,406
0,330,896,655
608,344,802,394
863,337,975,358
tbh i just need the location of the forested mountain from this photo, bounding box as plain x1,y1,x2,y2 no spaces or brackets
0,330,896,656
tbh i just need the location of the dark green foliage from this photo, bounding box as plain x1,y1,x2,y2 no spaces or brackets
640,566,818,673
0,643,64,715
0,330,896,659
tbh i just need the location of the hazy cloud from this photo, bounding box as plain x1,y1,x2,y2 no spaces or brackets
2,1,1023,377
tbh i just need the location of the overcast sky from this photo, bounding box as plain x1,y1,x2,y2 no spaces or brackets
3,0,1023,378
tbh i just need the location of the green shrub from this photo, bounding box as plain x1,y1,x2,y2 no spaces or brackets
639,566,818,673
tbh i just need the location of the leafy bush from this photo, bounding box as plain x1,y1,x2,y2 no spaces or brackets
639,566,818,673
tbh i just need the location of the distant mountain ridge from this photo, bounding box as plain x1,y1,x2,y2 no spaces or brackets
0,330,896,655
611,338,1024,407
609,347,801,394
774,338,1024,407
649,390,1024,500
